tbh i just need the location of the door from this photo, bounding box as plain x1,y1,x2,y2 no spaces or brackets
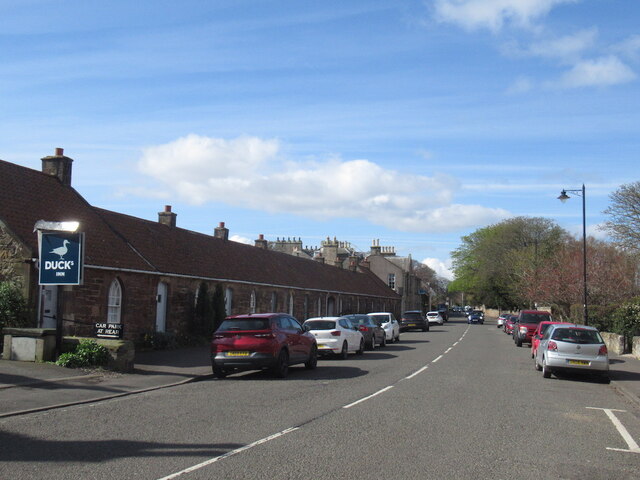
40,285,57,328
156,282,168,332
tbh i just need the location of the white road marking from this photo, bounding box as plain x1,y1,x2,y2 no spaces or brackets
586,407,640,454
343,386,394,409
453,342,459,346
432,355,443,363
445,347,452,353
405,365,429,379
156,427,300,479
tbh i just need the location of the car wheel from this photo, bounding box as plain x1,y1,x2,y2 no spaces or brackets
534,358,542,371
340,341,348,360
368,336,376,350
515,338,522,347
356,338,365,355
272,349,289,378
542,358,552,378
305,346,318,370
395,332,400,343
380,334,386,348
213,365,227,379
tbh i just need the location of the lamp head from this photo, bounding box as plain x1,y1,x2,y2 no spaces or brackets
557,190,570,203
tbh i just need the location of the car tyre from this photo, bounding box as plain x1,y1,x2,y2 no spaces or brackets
339,341,348,360
368,336,376,351
534,358,542,371
356,338,365,355
305,346,318,370
272,349,289,378
542,358,552,378
395,332,400,343
380,334,386,348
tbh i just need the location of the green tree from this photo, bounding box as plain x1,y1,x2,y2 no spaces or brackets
603,181,640,252
0,281,29,330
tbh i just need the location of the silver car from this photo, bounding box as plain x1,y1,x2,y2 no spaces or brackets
534,324,609,382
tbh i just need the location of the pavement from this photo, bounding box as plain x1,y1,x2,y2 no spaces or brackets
1,342,639,419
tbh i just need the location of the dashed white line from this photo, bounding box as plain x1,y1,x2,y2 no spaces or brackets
432,355,443,363
445,347,452,353
156,427,300,479
343,386,394,409
405,365,429,380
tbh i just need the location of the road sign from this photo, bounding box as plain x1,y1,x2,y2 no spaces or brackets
39,232,84,285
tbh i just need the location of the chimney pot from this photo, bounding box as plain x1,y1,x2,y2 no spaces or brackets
55,147,64,156
214,221,229,240
164,205,172,212
42,148,73,186
158,205,177,227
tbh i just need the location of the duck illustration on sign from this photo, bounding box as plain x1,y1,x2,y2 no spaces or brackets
50,239,70,259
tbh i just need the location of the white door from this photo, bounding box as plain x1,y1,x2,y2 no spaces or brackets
156,282,168,332
40,285,57,328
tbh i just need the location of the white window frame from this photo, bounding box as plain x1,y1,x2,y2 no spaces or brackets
107,279,122,324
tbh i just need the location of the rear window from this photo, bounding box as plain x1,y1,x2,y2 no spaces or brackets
305,320,336,330
520,313,551,324
403,312,422,320
551,328,603,344
218,318,271,331
368,315,389,324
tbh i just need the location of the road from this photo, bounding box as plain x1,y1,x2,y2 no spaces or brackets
1,317,639,479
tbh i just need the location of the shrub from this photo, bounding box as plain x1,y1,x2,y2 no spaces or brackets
610,298,640,350
56,340,109,368
0,281,29,330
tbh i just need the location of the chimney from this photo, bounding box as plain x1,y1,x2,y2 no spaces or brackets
255,234,268,249
158,205,177,227
348,254,358,272
41,147,73,186
314,253,325,264
214,221,229,240
370,239,382,256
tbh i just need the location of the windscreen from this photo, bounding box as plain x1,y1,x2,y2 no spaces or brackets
551,328,603,344
368,315,388,324
521,313,551,324
305,320,336,330
403,313,422,320
218,319,270,331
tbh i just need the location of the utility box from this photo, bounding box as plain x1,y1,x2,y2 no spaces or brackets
2,328,57,362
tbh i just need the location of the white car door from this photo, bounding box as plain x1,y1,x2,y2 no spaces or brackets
339,318,357,352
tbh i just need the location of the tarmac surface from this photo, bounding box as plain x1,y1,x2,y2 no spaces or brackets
1,344,639,419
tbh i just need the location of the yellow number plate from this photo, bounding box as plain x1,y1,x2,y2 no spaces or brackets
568,360,589,366
227,351,250,357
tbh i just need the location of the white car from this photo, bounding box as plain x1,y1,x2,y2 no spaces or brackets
426,311,444,326
304,317,364,358
367,312,400,343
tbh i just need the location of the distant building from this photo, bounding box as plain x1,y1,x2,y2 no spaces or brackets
0,150,400,341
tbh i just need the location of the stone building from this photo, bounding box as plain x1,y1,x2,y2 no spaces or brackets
0,150,400,342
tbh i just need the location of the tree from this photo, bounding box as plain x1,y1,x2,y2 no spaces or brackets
603,181,640,251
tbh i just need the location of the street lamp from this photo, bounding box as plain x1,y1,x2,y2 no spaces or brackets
557,184,588,325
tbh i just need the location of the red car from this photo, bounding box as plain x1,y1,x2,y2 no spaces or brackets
211,313,317,378
513,310,553,347
531,321,575,359
504,315,518,335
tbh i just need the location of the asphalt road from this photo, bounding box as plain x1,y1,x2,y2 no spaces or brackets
1,317,639,479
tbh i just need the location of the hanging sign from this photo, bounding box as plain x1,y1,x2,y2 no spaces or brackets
39,232,84,285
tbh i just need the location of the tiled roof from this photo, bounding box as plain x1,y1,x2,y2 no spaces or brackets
0,159,398,298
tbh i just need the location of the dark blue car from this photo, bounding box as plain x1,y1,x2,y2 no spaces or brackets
468,311,484,324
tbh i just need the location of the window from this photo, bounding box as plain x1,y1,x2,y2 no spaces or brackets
388,273,396,290
250,290,257,314
225,287,233,315
107,279,122,324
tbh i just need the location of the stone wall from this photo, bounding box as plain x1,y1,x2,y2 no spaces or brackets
601,332,626,355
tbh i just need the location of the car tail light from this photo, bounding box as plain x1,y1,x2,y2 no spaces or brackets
331,330,341,336
598,344,608,356
519,326,527,334
548,341,557,351
254,333,275,338
359,326,369,332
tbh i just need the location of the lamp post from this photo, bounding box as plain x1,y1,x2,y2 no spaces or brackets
557,184,588,325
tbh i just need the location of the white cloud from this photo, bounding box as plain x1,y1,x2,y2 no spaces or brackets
506,76,533,94
613,34,640,61
527,28,598,61
422,257,454,280
555,55,636,88
230,235,253,245
433,0,577,32
137,134,510,233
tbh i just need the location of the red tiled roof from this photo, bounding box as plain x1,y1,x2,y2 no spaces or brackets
0,159,398,298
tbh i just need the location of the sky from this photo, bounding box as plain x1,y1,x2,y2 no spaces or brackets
2,0,639,280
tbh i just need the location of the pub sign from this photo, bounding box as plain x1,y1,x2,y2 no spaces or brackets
38,232,84,285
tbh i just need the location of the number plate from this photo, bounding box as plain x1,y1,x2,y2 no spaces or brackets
227,351,250,357
568,359,589,366
409,323,416,327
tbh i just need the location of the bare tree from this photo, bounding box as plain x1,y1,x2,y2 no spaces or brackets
603,181,640,251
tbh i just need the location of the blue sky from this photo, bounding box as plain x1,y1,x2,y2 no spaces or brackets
2,0,639,279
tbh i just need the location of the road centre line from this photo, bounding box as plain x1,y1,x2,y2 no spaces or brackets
432,355,443,363
586,407,640,454
343,386,394,409
405,365,429,380
445,347,452,353
156,427,300,480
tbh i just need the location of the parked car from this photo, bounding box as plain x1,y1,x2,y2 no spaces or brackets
426,311,444,326
399,310,429,332
367,312,400,343
531,321,574,359
342,314,386,349
534,324,609,382
497,313,510,329
304,317,364,358
467,311,483,324
513,310,552,347
211,313,317,378
504,315,518,335
437,304,449,322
